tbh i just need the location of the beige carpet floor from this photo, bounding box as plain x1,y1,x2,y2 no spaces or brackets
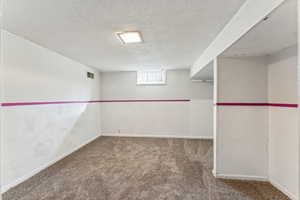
4,137,289,200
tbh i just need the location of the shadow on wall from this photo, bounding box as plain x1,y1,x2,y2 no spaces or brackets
55,103,100,157
2,102,101,192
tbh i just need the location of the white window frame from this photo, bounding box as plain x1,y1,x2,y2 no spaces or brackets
137,69,167,85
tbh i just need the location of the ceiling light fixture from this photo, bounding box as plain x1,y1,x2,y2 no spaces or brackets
116,31,143,44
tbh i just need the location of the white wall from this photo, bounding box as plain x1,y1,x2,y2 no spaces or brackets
214,50,299,199
217,57,268,103
0,29,3,200
298,3,300,199
101,70,213,138
214,57,269,180
0,1,3,197
298,2,300,199
267,46,299,199
2,31,101,192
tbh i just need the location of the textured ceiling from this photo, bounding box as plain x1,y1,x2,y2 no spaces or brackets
194,0,297,81
223,0,297,58
3,0,246,71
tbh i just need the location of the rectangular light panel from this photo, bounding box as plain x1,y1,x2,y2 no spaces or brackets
116,31,143,44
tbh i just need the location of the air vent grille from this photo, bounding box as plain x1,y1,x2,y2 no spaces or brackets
87,72,94,79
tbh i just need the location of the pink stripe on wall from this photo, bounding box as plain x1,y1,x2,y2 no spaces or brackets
1,99,191,107
216,103,269,106
216,103,298,108
1,100,100,107
1,100,297,108
100,99,191,103
268,103,298,108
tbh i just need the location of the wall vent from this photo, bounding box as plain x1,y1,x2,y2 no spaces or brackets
87,72,94,79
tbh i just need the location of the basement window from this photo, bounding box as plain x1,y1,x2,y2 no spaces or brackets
137,69,166,85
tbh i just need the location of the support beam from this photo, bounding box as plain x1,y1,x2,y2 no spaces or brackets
190,0,286,78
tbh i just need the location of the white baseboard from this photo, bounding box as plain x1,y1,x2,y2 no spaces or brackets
101,133,213,140
269,178,298,200
1,133,102,194
214,173,298,199
215,173,268,182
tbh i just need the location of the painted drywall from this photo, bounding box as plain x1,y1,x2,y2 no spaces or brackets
2,31,101,192
0,26,3,200
214,51,299,198
0,2,3,197
217,57,268,103
267,46,299,199
298,4,300,200
212,59,218,176
214,57,269,179
191,0,285,77
100,70,213,138
298,3,300,198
